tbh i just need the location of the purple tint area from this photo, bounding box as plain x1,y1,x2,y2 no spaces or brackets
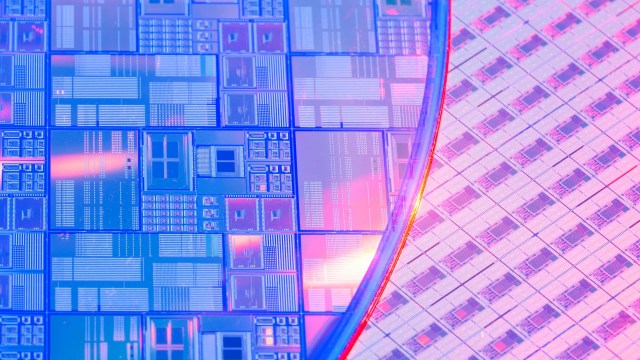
595,145,624,166
593,92,621,112
452,28,476,48
449,132,479,154
558,115,587,136
492,330,521,353
626,21,640,37
587,0,611,10
226,198,259,231
562,223,593,245
560,168,590,190
566,279,595,301
413,210,445,232
554,12,581,31
528,305,558,327
562,170,586,188
450,186,481,208
598,199,628,221
406,323,446,352
605,312,636,335
519,35,546,54
602,254,630,276
527,247,556,270
486,162,515,184
627,74,640,90
378,291,409,313
525,192,554,214
490,273,519,295
431,158,444,171
590,41,618,60
415,266,446,289
451,241,482,264
485,109,514,129
449,79,477,99
556,63,584,83
426,323,445,337
489,217,519,239
455,298,483,320
522,138,551,160
418,324,445,344
569,337,599,358
483,6,510,25
262,198,295,231
483,57,512,77
520,86,549,106
381,349,410,360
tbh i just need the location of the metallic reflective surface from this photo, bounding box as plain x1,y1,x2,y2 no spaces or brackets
352,0,640,358
0,0,446,359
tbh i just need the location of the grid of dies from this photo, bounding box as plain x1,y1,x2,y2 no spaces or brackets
0,0,444,358
352,0,640,358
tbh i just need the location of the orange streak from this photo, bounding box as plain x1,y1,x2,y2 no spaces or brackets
339,2,452,357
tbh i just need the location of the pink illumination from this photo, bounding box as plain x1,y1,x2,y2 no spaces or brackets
340,1,452,356
50,153,132,179
302,234,381,312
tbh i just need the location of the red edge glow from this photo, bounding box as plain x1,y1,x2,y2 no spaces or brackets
339,2,452,358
